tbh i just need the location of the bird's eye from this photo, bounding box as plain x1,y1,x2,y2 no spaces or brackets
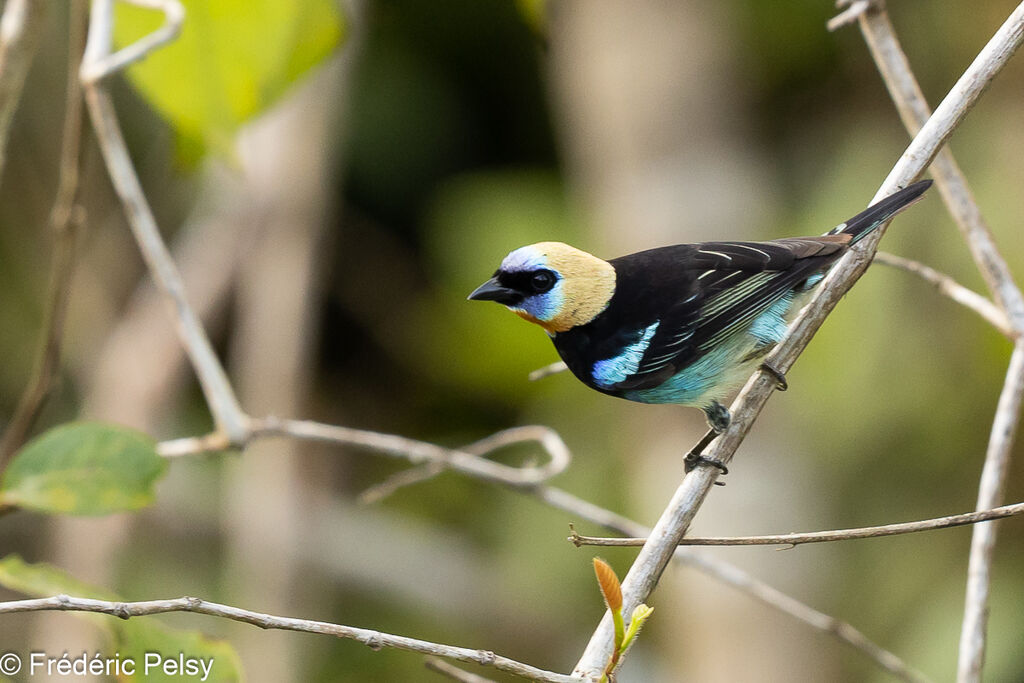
530,270,557,293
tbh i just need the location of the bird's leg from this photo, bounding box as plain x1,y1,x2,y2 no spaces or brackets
684,428,724,472
760,360,788,391
685,401,730,484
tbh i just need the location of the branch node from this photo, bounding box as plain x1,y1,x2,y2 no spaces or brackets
827,0,875,32
364,632,384,652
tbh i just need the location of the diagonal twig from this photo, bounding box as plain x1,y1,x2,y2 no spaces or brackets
425,657,498,683
79,0,183,83
158,419,572,487
568,501,1024,547
529,361,569,382
873,252,1014,339
572,4,1024,678
0,0,89,469
0,0,46,179
958,342,1024,681
0,595,577,683
80,0,248,443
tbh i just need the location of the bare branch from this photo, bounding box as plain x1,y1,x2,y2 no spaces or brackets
79,0,183,83
573,4,1024,677
842,6,1024,682
425,657,498,683
80,0,248,443
0,0,88,469
568,501,1024,547
159,419,571,487
529,361,568,382
0,595,579,683
873,252,1014,339
358,425,571,503
680,551,931,683
0,0,46,178
826,0,870,32
958,343,1024,682
359,462,446,504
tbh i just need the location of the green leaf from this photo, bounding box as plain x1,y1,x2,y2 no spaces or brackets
114,0,346,162
0,422,167,515
621,603,654,651
0,556,243,682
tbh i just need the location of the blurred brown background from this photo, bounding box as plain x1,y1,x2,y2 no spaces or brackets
1,0,1023,681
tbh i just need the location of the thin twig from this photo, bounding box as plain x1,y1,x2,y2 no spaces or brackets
529,361,568,382
568,501,1024,547
873,252,1014,339
79,0,184,83
0,595,578,683
572,5,1024,678
359,462,446,504
0,0,89,470
826,0,870,32
958,343,1024,682
80,0,248,443
425,657,498,683
681,550,929,683
358,424,572,501
845,7,1024,682
158,419,572,487
0,0,46,179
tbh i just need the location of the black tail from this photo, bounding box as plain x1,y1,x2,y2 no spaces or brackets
829,179,933,243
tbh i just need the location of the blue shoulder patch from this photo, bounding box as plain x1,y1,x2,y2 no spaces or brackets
592,321,660,388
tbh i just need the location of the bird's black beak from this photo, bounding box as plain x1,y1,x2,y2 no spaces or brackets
468,277,521,305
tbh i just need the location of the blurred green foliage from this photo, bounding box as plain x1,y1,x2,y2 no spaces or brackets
1,422,165,515
114,0,346,161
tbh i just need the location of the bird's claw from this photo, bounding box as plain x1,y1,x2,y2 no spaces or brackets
684,451,729,485
761,361,788,391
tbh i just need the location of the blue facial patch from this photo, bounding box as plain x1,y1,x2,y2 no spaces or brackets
513,285,563,322
592,321,660,388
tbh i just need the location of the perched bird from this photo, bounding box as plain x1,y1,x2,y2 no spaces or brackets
468,180,932,475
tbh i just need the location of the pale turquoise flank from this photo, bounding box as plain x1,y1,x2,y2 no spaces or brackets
626,279,823,407
624,333,756,406
749,293,794,345
592,321,660,388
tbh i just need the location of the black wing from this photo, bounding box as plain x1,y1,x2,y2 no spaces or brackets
602,237,848,391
